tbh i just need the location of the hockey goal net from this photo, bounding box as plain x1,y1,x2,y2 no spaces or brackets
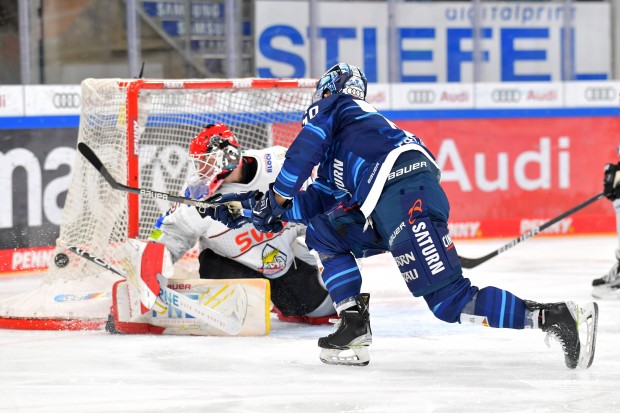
0,78,315,330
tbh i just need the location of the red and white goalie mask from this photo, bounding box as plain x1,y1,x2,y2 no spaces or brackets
187,123,242,198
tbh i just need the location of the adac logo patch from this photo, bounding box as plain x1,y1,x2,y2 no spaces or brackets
261,244,287,276
408,199,423,225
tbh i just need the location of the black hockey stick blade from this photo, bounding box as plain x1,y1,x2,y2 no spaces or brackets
66,245,126,278
77,142,246,213
458,192,605,269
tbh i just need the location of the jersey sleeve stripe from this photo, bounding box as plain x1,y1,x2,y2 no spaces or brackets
305,123,327,140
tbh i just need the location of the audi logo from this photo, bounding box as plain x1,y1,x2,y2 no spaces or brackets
584,87,617,102
407,90,435,104
491,89,522,103
52,93,81,109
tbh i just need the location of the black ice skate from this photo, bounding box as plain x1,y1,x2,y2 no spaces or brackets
526,301,598,369
105,313,121,335
591,258,620,299
318,293,372,366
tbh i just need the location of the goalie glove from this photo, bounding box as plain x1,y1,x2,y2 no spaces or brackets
198,190,261,229
603,163,620,201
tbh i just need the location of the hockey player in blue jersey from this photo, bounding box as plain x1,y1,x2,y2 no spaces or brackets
219,63,599,368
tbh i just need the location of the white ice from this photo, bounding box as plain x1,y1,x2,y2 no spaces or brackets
1,236,620,413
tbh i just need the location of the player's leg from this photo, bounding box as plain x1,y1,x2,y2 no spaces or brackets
305,210,385,365
372,158,598,369
591,198,620,299
424,282,598,369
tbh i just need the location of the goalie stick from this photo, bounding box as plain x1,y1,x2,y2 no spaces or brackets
77,142,251,217
65,245,243,335
458,192,605,269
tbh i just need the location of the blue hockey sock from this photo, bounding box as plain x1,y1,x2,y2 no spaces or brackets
320,253,362,306
470,286,528,329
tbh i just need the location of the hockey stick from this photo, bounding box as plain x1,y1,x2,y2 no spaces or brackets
77,142,251,217
65,245,243,334
458,192,605,269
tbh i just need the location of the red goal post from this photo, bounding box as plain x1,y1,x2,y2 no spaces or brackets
0,77,315,330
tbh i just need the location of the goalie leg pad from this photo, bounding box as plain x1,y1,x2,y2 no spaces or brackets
110,280,166,334
110,278,271,336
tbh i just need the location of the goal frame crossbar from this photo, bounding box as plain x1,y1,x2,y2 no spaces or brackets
124,78,316,238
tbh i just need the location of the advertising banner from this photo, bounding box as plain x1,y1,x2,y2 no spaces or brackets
395,115,620,238
0,83,618,274
255,1,610,83
0,128,78,272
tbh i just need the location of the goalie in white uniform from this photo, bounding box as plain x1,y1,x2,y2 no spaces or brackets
147,123,335,324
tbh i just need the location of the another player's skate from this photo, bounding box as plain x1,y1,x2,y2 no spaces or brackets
526,300,599,369
591,257,620,299
318,293,371,366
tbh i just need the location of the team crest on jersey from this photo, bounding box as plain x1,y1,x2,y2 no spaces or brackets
261,244,287,275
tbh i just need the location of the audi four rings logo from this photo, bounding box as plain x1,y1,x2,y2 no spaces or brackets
491,89,521,103
584,87,617,102
407,90,435,104
52,93,81,108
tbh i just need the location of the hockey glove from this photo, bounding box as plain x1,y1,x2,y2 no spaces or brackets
198,190,260,229
252,185,292,233
603,163,620,201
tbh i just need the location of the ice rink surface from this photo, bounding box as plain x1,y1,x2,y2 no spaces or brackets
1,235,620,413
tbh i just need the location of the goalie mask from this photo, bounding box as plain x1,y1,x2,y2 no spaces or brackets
188,123,242,197
312,63,368,103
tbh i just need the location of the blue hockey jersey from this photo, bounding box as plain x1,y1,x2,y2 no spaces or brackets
274,93,440,218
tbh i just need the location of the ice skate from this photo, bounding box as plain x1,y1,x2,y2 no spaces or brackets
526,301,599,369
105,313,121,334
318,293,372,366
591,258,620,299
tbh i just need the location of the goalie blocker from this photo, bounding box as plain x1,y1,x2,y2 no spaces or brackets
108,277,271,336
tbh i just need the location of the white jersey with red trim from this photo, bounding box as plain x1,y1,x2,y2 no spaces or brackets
151,146,312,279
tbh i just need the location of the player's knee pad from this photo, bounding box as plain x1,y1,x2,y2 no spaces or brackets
270,259,329,316
388,190,462,297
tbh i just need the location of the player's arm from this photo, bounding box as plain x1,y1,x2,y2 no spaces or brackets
149,205,207,263
273,100,336,199
284,177,343,225
252,102,337,232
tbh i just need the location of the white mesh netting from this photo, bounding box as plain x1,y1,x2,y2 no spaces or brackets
0,78,314,329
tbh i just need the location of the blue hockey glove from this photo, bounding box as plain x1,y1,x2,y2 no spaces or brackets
252,185,292,233
198,190,260,229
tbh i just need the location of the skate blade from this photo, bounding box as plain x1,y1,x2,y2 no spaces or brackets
577,302,599,369
591,285,620,300
319,347,369,366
